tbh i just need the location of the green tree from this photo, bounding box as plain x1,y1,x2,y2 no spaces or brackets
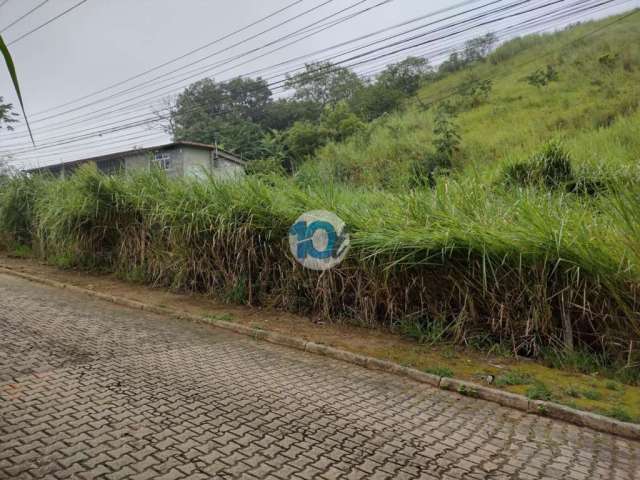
262,98,322,130
350,82,405,121
463,33,498,63
282,120,328,166
223,77,272,124
0,96,18,131
285,62,364,107
438,33,498,75
352,57,432,120
170,77,273,160
319,101,364,142
377,57,432,96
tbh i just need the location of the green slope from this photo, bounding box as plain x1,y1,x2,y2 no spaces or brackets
302,11,640,189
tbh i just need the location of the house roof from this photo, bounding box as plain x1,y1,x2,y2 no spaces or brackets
25,141,246,172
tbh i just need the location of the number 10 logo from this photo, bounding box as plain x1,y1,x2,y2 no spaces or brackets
288,210,350,271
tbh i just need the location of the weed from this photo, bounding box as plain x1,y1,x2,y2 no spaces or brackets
526,382,553,401
458,385,479,397
206,313,235,323
564,385,581,398
9,244,31,259
502,140,573,189
399,317,453,346
607,406,633,423
50,252,76,270
494,371,533,387
581,389,603,401
224,276,249,305
440,348,458,360
605,381,623,392
425,366,454,378
541,347,607,375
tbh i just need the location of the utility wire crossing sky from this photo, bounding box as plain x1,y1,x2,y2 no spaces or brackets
0,0,637,169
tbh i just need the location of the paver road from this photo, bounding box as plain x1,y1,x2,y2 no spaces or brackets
1,272,639,480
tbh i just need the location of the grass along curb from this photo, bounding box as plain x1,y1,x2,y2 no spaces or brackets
1,263,639,441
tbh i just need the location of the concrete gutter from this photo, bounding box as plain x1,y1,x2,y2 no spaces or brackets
1,264,638,441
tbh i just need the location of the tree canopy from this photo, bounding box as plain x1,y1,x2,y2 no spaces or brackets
165,40,493,168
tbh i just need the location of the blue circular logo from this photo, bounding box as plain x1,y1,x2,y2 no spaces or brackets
289,210,350,271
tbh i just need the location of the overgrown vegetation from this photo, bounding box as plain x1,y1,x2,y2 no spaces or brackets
301,13,640,189
2,13,640,385
2,165,640,373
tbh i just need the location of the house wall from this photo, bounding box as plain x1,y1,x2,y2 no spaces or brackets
182,147,245,180
182,147,211,179
124,148,186,178
34,145,244,180
124,152,152,172
213,156,245,180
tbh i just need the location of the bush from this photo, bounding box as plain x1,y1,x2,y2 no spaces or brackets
409,151,452,188
455,76,493,109
245,157,286,176
525,65,560,88
502,140,573,189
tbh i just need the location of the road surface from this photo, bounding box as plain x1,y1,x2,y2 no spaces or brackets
1,272,639,479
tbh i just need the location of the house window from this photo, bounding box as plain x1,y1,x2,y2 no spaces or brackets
152,151,173,171
97,157,124,175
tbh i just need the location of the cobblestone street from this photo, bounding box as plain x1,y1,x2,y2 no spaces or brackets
1,272,639,479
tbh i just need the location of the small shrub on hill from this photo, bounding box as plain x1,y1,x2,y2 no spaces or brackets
410,104,459,187
456,76,493,109
502,140,574,189
409,151,452,188
525,64,560,88
432,106,461,159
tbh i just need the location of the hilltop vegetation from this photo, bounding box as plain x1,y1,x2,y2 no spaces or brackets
2,12,640,382
302,13,640,188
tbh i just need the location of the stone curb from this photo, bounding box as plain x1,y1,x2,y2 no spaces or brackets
1,264,639,441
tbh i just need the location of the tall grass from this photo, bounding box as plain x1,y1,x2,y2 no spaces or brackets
1,165,639,364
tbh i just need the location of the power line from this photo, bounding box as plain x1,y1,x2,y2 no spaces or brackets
4,0,595,155
0,0,50,34
1,0,399,143
7,0,632,164
30,0,309,116
17,2,627,165
28,0,371,124
8,0,611,157
7,0,90,45
2,0,503,142
2,2,516,149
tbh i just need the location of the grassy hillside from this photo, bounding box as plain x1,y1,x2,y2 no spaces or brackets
302,12,640,188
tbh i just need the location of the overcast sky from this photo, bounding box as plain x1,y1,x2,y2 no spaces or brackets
0,0,636,169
